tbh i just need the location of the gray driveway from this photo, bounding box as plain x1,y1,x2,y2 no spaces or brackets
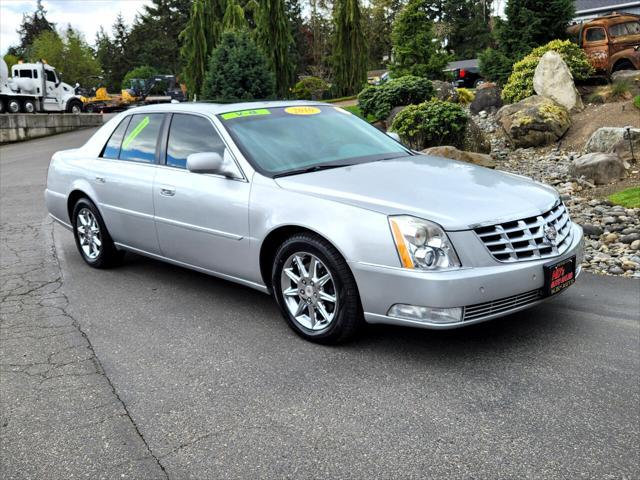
1,128,639,479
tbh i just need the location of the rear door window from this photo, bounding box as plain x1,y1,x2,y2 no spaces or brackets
102,116,131,159
165,114,226,169
119,114,164,163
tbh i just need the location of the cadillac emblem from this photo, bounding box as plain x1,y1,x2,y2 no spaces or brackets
544,224,558,244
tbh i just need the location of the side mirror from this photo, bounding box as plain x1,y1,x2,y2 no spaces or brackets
386,131,401,142
187,151,237,177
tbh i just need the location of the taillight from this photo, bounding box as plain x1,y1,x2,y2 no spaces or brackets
459,69,466,78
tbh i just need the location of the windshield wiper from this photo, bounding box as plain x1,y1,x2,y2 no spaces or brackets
274,163,354,178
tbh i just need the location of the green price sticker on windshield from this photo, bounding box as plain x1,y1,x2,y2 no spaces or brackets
221,109,271,120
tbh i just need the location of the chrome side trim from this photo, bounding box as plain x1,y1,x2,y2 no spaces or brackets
154,215,243,240
49,213,73,231
113,242,269,293
101,203,155,220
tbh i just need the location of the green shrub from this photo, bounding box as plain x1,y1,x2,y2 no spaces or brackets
456,88,475,105
202,31,275,101
634,95,640,110
292,76,330,100
479,48,514,85
502,40,594,104
610,80,632,100
357,75,435,121
391,99,468,150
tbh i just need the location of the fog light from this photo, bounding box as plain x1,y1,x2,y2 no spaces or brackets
387,304,463,324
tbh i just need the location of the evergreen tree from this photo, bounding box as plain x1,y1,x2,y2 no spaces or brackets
390,0,450,79
127,0,192,75
202,31,275,100
497,0,575,60
180,0,226,97
363,0,403,69
256,0,294,97
332,0,367,96
286,0,311,78
13,0,56,58
223,0,248,31
444,0,492,60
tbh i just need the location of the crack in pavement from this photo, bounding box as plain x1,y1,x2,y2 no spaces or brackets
1,217,169,479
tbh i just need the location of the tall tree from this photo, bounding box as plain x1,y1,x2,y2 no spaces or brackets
390,0,450,79
286,0,311,78
30,27,100,86
497,0,575,60
363,0,402,69
180,0,226,97
332,0,367,96
13,0,56,58
127,0,192,75
256,0,294,97
223,0,248,31
443,0,492,60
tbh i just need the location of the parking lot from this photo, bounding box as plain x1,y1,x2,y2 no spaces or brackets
1,127,639,479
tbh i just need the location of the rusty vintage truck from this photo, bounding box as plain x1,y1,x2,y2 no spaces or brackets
568,13,640,75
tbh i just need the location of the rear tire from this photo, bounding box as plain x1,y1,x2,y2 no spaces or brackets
272,233,363,344
21,98,36,113
72,198,123,268
7,98,20,114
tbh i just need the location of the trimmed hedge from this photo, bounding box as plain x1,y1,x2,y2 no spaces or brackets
390,99,468,150
292,76,330,100
357,76,434,121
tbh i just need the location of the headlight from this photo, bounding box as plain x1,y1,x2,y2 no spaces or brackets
389,216,461,270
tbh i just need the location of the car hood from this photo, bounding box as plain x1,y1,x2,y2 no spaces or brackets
274,155,559,231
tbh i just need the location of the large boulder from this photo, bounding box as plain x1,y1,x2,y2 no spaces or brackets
386,105,406,129
462,117,491,153
470,84,503,114
569,152,627,185
422,145,496,168
496,95,571,148
431,80,459,102
533,51,584,112
584,127,640,164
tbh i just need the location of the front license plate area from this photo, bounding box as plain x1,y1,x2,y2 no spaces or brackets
544,256,576,297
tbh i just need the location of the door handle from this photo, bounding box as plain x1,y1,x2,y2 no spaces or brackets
160,187,176,197
95,176,105,183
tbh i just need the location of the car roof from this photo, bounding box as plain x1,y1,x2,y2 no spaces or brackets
122,100,330,116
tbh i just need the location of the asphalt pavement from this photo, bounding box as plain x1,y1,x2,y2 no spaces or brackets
1,127,639,479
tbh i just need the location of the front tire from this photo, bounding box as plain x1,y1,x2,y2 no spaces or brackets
72,198,123,268
272,233,363,344
66,99,83,114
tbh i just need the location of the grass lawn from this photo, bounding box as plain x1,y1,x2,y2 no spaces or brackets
608,187,640,208
341,104,377,123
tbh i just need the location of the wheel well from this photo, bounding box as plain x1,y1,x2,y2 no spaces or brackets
612,59,635,72
259,226,334,289
67,190,90,222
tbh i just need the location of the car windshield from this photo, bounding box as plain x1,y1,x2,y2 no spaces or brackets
218,105,411,176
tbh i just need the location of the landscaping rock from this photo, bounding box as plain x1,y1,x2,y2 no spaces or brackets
533,51,584,112
496,95,571,148
470,85,503,115
569,152,627,185
582,224,604,238
432,80,459,102
462,117,491,153
421,145,496,168
584,127,640,165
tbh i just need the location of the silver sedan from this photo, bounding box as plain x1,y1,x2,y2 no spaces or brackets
45,102,584,343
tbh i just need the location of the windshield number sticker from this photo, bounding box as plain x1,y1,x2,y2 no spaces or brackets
284,106,321,115
221,109,271,120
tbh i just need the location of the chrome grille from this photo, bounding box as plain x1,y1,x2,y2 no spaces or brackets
464,290,543,321
474,203,572,263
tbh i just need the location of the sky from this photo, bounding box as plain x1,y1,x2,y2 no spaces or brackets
0,0,153,54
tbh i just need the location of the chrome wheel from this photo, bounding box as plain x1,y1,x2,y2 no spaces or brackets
8,100,20,113
280,252,338,331
71,104,81,114
23,100,35,113
76,208,102,260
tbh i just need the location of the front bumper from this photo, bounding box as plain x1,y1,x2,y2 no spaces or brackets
350,223,584,329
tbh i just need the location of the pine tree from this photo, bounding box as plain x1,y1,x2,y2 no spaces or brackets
497,0,575,60
390,0,450,79
256,0,294,98
13,0,56,58
332,0,367,96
